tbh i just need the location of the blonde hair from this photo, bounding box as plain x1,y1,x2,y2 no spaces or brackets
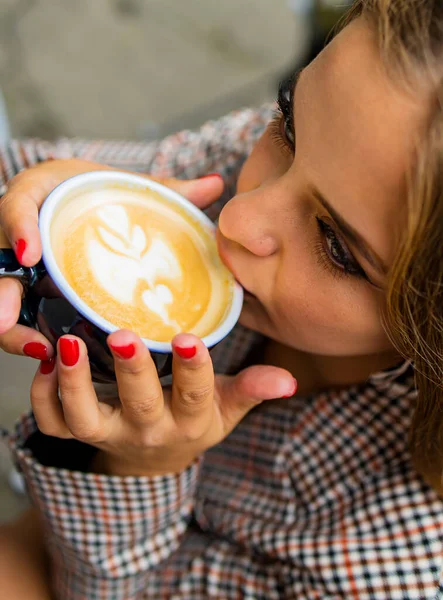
339,1,443,487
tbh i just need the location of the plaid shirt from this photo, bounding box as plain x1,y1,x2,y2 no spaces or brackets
3,106,443,599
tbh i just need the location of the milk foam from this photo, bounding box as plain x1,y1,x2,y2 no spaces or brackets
51,186,233,341
88,203,182,331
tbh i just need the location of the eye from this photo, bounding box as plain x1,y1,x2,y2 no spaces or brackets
269,112,295,155
271,72,297,153
315,217,367,280
281,115,295,148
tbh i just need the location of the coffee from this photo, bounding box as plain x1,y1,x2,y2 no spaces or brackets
50,185,233,342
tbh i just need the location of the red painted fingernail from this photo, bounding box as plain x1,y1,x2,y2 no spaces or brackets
23,342,49,361
282,379,298,398
40,358,55,375
199,173,223,181
109,343,136,360
175,345,197,360
59,338,80,367
15,238,27,264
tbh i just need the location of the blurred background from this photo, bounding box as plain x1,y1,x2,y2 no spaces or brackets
0,0,351,521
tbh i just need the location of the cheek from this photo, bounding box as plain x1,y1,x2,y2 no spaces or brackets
237,126,292,194
270,261,390,354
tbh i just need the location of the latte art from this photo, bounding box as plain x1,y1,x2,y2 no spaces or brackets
51,186,233,342
89,204,182,333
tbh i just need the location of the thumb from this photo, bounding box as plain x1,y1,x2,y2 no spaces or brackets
152,173,224,210
216,365,297,431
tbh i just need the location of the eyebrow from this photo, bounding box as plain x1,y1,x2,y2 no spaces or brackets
312,190,388,276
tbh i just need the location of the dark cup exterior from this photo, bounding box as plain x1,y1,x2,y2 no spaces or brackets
0,248,44,328
36,295,173,382
0,248,173,382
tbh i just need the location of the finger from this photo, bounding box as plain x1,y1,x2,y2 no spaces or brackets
0,323,53,359
216,365,297,430
57,335,107,442
0,176,45,266
0,159,112,266
31,358,72,438
149,174,224,210
108,329,164,424
0,278,23,334
0,277,53,357
170,333,214,425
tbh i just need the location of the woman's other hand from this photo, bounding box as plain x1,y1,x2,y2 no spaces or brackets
30,330,297,476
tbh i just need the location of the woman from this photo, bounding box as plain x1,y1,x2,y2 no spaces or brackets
1,1,442,597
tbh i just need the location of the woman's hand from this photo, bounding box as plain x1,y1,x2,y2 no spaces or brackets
0,158,224,358
30,330,297,476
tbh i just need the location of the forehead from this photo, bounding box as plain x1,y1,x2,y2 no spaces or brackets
297,17,428,263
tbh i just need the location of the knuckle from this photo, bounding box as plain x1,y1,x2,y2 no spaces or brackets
39,424,71,440
32,410,69,439
118,364,143,377
34,418,57,437
181,425,205,443
126,395,161,421
0,191,15,216
139,428,165,449
117,359,150,378
59,382,85,402
30,386,44,410
71,424,102,443
40,158,61,168
3,170,35,197
177,384,213,413
7,171,24,187
28,159,60,173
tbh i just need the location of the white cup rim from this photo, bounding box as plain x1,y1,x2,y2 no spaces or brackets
39,170,244,353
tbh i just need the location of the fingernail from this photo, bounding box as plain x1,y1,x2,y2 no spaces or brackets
23,342,49,361
175,345,197,360
282,379,298,398
109,343,136,360
15,238,27,264
199,173,223,181
59,338,80,367
40,358,55,375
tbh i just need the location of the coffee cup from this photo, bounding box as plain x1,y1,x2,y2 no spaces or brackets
0,171,243,382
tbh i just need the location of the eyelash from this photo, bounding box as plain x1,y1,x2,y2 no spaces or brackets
269,73,367,281
269,114,294,156
315,218,367,280
269,73,297,154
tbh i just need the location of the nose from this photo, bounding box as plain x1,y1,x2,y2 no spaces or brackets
218,185,280,258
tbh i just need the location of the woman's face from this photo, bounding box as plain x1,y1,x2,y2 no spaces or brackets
217,17,427,357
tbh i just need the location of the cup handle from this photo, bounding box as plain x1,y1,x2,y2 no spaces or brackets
0,228,46,327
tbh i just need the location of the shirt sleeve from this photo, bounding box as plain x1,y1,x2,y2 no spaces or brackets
5,413,203,599
4,412,304,600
